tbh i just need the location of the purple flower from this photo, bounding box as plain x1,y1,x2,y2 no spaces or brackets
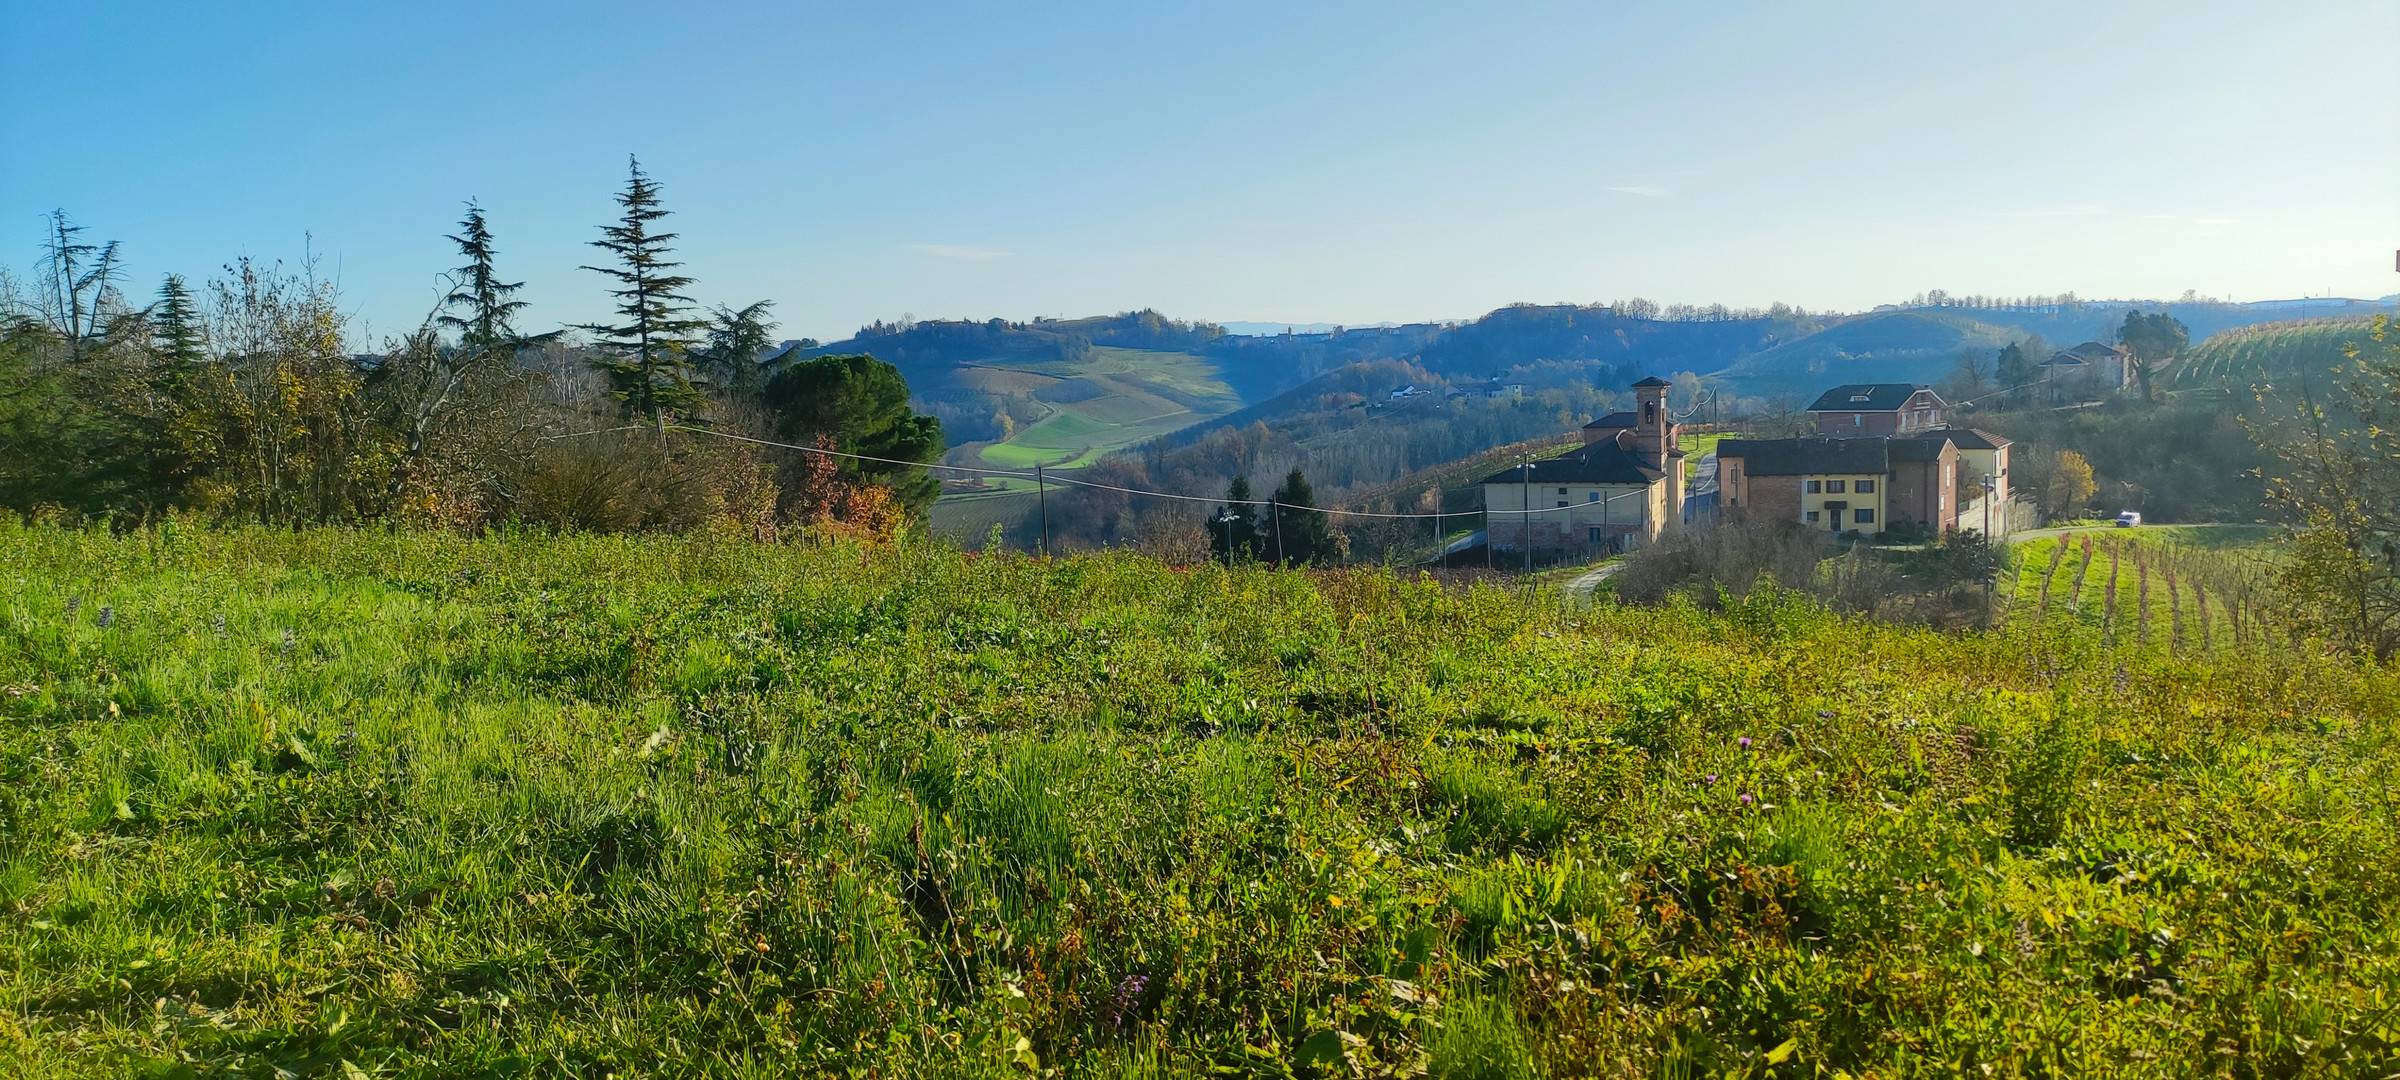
1737,736,1753,749
1817,710,1835,719
1740,793,1754,805
1704,773,1718,784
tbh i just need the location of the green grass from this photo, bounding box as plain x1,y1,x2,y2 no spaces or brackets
2,521,2397,1076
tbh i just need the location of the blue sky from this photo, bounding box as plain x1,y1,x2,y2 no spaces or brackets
4,1,2395,343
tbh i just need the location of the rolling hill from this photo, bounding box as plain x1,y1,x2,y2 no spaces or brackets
2167,316,2387,391
1702,309,2026,394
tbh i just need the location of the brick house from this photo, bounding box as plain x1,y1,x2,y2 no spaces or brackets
1717,433,1960,535
1807,384,1946,436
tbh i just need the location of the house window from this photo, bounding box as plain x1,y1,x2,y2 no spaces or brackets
1826,480,1846,494
1853,413,1862,426
1805,510,1821,524
1556,500,1569,508
1587,492,1599,502
1588,527,1604,543
1855,479,1875,493
1805,480,1822,494
1856,509,1876,524
1558,487,1568,495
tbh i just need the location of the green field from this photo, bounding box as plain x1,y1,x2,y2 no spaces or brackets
961,347,1242,474
3,521,2396,1076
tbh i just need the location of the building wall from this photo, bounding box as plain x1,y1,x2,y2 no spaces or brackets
1886,445,1961,533
1958,445,2009,502
1729,472,1805,524
1812,410,1902,436
1799,474,1890,534
1483,481,1661,553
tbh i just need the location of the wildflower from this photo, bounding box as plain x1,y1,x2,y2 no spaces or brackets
1110,973,1150,1030
1737,736,1753,749
66,596,81,617
213,614,227,635
1740,793,1754,805
1817,710,1834,719
97,606,114,629
1704,774,1718,785
280,629,296,655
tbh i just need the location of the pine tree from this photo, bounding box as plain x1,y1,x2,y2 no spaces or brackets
578,157,707,442
699,300,778,398
1271,468,1334,567
1211,474,1263,566
149,274,205,373
438,202,529,353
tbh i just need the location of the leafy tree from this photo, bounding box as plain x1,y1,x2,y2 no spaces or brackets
1270,468,1336,566
438,202,529,353
2255,315,2400,657
2047,450,2095,517
1210,474,1263,565
2116,311,2189,398
579,157,707,442
761,353,944,515
698,300,778,399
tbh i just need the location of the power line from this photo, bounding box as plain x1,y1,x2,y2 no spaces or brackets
668,424,1602,520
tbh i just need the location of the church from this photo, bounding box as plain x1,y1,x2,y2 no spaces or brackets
1480,378,1685,556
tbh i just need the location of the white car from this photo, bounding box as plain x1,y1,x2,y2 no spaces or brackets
2114,510,2141,528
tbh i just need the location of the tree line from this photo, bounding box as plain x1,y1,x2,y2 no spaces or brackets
0,158,943,534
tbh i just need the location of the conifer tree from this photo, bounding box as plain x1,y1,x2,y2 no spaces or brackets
438,202,528,353
578,157,706,442
700,300,778,398
1211,474,1263,566
148,274,205,373
1271,467,1334,566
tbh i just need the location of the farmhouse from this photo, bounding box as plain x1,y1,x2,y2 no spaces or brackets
2042,341,2134,397
1716,433,1962,536
1483,378,1683,555
1807,384,1945,436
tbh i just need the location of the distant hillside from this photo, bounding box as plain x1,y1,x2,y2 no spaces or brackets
2168,316,2388,391
795,311,1436,475
1413,303,1812,379
1705,310,2025,394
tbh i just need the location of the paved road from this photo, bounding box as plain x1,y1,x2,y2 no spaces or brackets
1563,561,1625,602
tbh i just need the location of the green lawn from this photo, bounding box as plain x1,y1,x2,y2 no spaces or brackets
2,521,2395,1075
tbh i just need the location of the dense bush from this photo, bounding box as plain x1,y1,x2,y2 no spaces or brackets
0,523,2395,1076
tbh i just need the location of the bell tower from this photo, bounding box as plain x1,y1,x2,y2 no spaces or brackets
1630,377,1683,534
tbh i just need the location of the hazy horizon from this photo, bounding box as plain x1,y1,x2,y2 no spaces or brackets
5,1,2395,344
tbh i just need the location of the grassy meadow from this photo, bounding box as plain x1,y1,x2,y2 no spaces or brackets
1,521,2395,1077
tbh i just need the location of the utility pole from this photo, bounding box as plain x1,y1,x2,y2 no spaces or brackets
1035,464,1050,557
1432,484,1442,567
1521,454,1533,574
1271,499,1284,566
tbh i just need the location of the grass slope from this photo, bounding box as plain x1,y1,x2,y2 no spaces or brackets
2,523,2396,1076
1707,310,2024,396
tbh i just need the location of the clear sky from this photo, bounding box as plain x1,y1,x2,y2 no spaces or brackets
4,1,2395,343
